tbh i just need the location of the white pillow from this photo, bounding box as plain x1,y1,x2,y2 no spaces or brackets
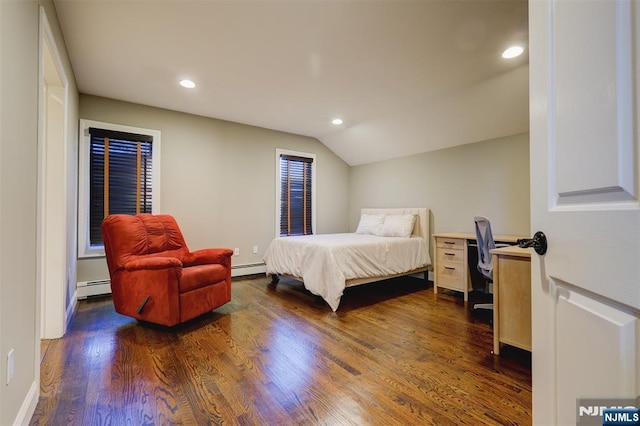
381,214,416,238
356,213,386,236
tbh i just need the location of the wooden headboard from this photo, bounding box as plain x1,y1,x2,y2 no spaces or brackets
360,208,430,243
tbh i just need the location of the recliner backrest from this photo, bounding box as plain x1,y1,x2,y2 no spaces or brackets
102,214,190,275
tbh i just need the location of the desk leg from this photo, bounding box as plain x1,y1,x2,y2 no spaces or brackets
492,253,500,355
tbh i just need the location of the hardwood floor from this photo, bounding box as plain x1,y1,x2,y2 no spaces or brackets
31,275,531,425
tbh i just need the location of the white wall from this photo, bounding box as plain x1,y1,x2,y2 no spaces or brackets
0,0,79,423
77,95,351,282
77,113,531,283
349,133,531,237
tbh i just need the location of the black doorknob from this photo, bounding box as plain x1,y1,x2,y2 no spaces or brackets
517,231,548,256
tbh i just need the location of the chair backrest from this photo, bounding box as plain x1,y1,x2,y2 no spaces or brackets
474,216,496,280
101,214,190,275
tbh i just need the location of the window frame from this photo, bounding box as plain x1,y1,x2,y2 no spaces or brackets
78,119,161,258
275,148,316,238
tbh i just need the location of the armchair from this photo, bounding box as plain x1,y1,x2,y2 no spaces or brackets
101,214,233,326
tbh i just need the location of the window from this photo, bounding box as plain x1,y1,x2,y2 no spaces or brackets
276,149,316,237
78,119,161,257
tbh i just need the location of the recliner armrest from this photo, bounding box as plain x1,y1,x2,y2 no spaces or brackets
124,256,182,271
183,248,233,266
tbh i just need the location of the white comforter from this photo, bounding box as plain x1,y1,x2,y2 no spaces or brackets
263,233,430,311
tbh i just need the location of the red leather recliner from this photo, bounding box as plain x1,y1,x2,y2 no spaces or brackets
101,214,233,326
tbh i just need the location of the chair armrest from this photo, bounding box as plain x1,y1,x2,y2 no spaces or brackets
183,248,233,266
124,256,182,272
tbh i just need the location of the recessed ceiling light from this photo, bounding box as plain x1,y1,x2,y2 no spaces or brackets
179,79,196,89
502,46,524,59
331,118,343,125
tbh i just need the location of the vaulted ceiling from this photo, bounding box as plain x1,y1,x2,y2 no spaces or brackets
54,0,529,166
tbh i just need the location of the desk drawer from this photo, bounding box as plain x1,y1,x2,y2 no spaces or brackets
436,237,464,250
436,263,465,289
436,247,464,265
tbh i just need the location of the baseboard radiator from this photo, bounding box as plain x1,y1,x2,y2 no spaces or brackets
76,279,112,299
231,262,266,277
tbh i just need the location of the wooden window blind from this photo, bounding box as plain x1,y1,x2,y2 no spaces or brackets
88,127,153,246
279,154,313,236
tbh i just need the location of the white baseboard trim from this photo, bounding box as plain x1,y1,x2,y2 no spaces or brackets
231,263,266,277
66,290,78,332
76,279,111,299
13,380,38,426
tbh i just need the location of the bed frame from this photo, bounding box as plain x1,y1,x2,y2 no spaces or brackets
270,207,431,287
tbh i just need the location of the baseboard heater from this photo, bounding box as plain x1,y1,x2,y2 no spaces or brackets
231,262,266,277
76,279,111,299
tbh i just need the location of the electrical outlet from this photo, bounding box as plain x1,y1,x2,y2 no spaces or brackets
6,349,14,385
253,245,258,254
234,248,240,256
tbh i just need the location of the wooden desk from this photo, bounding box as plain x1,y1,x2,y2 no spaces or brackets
491,246,531,355
432,232,525,301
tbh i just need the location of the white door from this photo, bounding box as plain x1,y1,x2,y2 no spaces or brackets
529,1,639,425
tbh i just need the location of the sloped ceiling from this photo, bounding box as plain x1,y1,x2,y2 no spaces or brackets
54,0,528,166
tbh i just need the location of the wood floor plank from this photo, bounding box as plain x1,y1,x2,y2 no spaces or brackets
30,275,531,425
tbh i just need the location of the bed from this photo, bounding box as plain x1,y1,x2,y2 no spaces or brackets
263,208,431,311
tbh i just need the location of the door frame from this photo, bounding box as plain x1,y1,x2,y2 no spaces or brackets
37,5,70,343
